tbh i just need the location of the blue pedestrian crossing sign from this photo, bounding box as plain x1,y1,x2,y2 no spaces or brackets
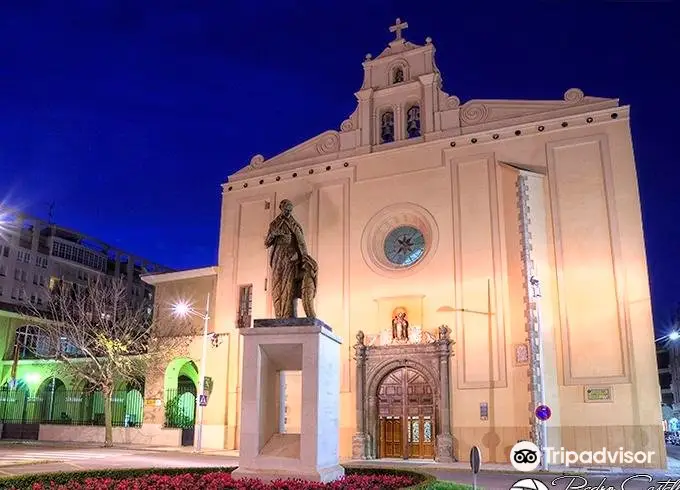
199,394,208,407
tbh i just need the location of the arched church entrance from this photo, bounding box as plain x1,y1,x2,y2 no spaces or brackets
353,326,453,462
378,366,435,459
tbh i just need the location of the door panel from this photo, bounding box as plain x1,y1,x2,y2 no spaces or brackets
377,367,435,459
380,416,402,458
408,415,435,458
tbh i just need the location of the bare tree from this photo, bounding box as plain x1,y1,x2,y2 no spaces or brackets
22,275,195,447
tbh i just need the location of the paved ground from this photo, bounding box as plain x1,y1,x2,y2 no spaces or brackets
1,441,680,489
0,442,239,478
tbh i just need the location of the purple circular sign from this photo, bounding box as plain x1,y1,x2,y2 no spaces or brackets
535,404,551,421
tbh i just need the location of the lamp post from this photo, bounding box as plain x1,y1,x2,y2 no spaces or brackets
172,293,210,453
657,331,680,343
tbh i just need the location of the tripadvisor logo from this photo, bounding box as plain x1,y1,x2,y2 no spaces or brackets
510,441,655,471
511,441,542,471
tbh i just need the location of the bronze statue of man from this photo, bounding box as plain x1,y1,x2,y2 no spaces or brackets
265,199,318,319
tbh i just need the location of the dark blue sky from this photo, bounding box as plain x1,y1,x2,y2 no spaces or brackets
1,1,678,328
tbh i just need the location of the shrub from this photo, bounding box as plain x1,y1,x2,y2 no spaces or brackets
0,466,432,490
0,467,230,490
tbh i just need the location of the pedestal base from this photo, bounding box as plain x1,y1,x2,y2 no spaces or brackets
232,465,345,483
436,433,454,463
237,321,344,483
352,433,368,459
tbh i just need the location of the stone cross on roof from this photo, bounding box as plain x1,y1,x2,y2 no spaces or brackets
389,18,408,41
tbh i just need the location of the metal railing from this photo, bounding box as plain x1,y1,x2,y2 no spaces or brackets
0,388,144,427
163,389,196,429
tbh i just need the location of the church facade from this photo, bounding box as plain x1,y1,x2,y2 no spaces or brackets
142,19,664,467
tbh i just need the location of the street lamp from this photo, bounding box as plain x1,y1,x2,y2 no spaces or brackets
172,293,210,453
656,331,680,343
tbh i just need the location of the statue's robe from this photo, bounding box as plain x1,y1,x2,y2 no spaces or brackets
265,214,307,318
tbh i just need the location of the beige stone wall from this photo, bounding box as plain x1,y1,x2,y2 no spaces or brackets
38,423,181,446
153,276,217,335
209,105,663,466
143,274,235,448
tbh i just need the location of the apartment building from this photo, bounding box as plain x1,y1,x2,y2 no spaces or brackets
0,207,172,307
658,343,680,431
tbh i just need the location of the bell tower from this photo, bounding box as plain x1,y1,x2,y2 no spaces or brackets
350,18,454,148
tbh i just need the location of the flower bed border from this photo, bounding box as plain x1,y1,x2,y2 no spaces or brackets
0,465,436,490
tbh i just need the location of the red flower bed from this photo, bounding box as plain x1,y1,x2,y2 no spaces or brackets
17,471,418,490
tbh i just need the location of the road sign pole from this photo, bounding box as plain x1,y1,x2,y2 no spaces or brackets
194,293,210,453
470,445,481,490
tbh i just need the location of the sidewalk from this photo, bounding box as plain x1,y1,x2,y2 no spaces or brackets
126,447,680,477
1,440,678,477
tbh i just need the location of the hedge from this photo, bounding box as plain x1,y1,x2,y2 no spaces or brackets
0,466,436,490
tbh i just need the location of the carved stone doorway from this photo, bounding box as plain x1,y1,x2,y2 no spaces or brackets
378,366,435,459
352,326,454,462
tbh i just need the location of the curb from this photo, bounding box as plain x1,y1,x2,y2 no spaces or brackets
344,462,679,478
0,460,55,468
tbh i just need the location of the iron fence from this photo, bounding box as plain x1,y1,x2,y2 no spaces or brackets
163,388,196,429
0,388,143,427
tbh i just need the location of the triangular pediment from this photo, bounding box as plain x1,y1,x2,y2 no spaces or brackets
233,130,341,177
459,88,616,128
229,88,619,179
374,40,423,61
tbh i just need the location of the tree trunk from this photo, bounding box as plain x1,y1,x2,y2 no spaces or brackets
103,388,113,447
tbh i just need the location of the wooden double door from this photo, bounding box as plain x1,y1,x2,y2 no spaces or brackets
378,367,435,459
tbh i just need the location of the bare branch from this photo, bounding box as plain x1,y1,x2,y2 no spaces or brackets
20,275,197,394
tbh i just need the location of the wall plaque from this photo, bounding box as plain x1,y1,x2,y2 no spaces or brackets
480,402,489,420
585,386,613,403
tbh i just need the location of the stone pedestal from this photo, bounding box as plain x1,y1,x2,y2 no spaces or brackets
436,434,454,463
351,433,368,459
232,318,345,483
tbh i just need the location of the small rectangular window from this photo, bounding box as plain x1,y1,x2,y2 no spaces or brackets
237,284,253,328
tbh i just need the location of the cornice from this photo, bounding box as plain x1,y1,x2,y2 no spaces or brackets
372,79,421,98
223,105,629,191
363,42,434,66
141,266,218,285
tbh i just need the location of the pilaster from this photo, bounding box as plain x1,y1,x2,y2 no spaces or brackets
517,170,561,452
354,89,374,148
435,325,454,462
419,73,436,135
394,104,403,141
352,332,368,459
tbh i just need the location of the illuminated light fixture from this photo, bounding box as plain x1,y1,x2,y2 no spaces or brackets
172,300,191,317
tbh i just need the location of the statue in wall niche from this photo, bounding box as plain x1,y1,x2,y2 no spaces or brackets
391,308,409,342
265,199,318,319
